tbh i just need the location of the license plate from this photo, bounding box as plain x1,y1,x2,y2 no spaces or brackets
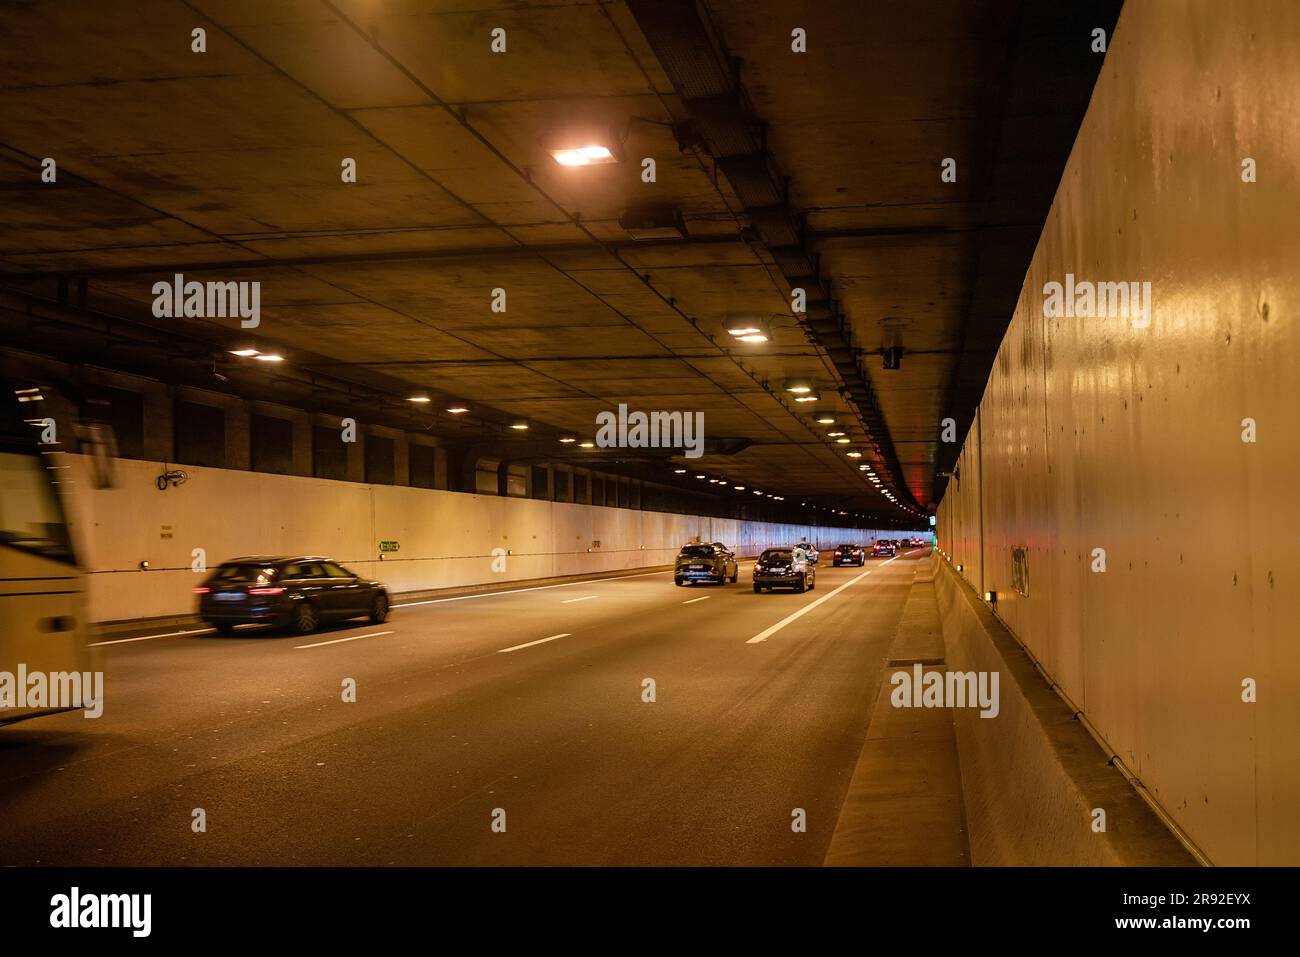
689,565,706,570
215,592,244,601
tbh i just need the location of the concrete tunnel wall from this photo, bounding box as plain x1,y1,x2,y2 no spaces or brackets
936,0,1300,865
61,455,905,624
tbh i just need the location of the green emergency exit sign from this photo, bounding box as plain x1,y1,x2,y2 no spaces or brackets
379,540,400,553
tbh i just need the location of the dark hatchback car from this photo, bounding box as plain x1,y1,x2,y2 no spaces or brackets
752,547,816,593
674,543,739,585
195,556,389,635
832,543,865,566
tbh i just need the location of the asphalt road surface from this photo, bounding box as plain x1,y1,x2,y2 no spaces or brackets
0,551,928,866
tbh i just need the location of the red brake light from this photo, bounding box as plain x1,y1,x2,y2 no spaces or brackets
192,587,210,594
249,586,286,596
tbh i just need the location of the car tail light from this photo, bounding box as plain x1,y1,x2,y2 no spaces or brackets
249,586,286,596
754,564,763,573
192,587,210,594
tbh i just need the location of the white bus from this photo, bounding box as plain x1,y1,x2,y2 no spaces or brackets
0,376,93,725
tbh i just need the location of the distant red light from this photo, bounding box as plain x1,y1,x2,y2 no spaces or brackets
249,587,286,596
192,587,210,594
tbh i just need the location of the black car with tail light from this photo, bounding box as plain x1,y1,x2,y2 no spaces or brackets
195,556,389,635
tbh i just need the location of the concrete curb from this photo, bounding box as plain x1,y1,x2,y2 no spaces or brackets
824,561,970,866
931,553,1196,866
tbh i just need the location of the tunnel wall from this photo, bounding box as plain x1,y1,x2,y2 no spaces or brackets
62,455,902,624
935,0,1300,865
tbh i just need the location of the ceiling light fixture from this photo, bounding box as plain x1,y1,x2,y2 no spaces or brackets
446,402,469,414
229,348,259,357
253,354,284,362
406,396,431,404
542,124,624,167
725,316,771,343
509,421,529,431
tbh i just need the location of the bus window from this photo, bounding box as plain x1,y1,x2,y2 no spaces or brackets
0,448,74,564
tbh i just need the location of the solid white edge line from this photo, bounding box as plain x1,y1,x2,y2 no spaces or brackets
561,595,597,604
392,569,668,608
294,630,394,650
682,596,710,604
746,568,875,644
90,628,214,647
497,633,571,654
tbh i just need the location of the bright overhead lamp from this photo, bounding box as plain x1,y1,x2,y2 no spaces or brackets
827,431,845,437
407,395,431,403
734,485,746,491
674,468,687,474
542,124,623,167
446,402,469,414
753,490,763,495
559,435,577,443
793,392,820,403
835,437,851,445
696,473,707,479
253,353,284,362
552,145,615,166
815,414,836,425
509,421,529,431
725,316,771,343
847,451,862,459
784,379,813,394
580,441,596,448
229,348,259,357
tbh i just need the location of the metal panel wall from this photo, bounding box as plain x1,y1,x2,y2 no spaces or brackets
937,0,1300,864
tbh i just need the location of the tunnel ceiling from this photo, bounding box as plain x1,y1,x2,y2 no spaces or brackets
0,0,1119,523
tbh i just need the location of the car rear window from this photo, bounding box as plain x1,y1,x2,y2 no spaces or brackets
761,549,793,562
838,544,857,550
211,564,278,585
679,545,715,558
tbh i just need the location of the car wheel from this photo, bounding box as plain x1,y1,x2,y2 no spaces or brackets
370,592,389,624
796,574,807,594
291,601,318,635
730,570,738,583
675,577,684,586
214,623,235,636
753,583,762,593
